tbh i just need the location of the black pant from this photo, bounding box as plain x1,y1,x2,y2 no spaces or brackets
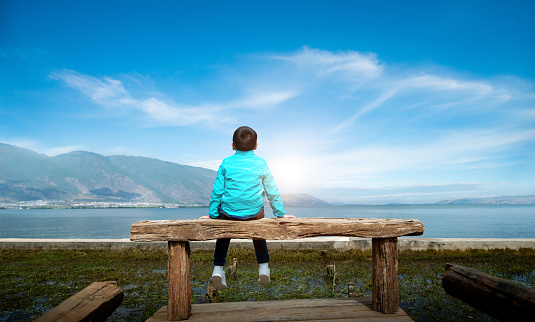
213,206,269,266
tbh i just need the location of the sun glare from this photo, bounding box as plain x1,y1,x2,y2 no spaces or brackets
270,157,310,192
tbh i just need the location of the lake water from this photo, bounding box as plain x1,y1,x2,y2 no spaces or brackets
0,205,534,239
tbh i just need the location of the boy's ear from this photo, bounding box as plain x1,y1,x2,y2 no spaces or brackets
254,142,258,150
231,143,235,150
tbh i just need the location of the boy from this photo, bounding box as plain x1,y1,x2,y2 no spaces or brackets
200,126,295,290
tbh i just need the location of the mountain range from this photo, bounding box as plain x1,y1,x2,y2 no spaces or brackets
1,143,532,206
0,143,218,204
435,195,535,205
0,143,330,206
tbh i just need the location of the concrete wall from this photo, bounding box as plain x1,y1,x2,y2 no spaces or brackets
2,237,535,251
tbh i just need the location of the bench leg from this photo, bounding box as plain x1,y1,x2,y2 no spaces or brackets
168,241,191,320
372,237,399,314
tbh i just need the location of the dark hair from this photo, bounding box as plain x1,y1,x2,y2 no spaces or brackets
233,126,257,151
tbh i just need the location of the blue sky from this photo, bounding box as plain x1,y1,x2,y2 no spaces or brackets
1,0,534,204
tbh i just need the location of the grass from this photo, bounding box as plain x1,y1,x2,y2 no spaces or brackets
1,247,534,321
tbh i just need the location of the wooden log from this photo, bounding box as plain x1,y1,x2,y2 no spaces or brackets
35,281,123,322
131,218,424,242
372,238,398,314
168,241,191,321
442,263,535,321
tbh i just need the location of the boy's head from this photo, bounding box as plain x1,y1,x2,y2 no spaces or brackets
232,126,257,151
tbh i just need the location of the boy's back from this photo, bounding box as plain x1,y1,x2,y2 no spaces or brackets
209,149,286,218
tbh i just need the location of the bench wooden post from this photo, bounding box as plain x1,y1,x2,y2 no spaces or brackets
372,237,398,314
168,241,191,321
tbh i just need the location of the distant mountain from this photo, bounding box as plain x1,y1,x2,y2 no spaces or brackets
0,143,216,204
0,143,330,206
435,195,535,205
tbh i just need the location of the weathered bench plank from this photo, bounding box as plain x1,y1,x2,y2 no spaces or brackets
131,218,424,242
35,281,123,322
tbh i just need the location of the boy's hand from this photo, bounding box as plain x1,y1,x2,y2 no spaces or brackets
282,214,296,218
199,216,210,219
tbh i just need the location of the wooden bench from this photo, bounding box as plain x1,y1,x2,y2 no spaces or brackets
130,218,425,321
35,281,124,322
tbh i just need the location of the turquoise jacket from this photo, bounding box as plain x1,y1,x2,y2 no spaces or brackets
209,150,286,218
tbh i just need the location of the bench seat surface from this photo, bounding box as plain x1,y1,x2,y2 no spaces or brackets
131,218,424,242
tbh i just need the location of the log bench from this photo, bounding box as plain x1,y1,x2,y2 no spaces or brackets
442,263,535,320
35,281,124,322
130,218,425,321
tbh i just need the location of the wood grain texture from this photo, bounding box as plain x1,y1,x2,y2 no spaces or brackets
168,241,191,321
131,218,424,242
372,238,399,314
146,297,413,322
442,263,535,321
35,281,123,322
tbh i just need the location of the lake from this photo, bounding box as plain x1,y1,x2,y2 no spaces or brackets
0,205,534,239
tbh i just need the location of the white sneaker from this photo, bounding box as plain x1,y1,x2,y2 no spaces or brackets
258,263,270,285
211,266,227,290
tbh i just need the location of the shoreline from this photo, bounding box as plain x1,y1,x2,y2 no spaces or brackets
2,237,535,251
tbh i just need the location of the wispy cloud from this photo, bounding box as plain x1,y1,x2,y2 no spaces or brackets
50,69,297,126
266,47,525,142
401,74,493,93
308,128,535,188
276,47,383,79
187,159,222,171
137,98,224,125
49,70,132,106
327,88,398,135
229,91,298,108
